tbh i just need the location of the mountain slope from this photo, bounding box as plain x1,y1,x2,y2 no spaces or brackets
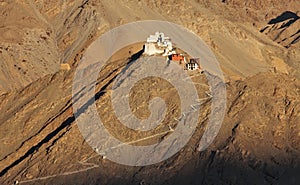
0,0,300,185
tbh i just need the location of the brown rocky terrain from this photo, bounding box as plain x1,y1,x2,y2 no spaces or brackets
0,0,300,185
260,11,300,48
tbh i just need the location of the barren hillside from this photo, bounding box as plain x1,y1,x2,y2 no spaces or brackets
0,0,300,185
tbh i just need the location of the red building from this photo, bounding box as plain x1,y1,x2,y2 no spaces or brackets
169,54,185,64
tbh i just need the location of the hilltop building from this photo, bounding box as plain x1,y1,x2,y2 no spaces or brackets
144,32,173,56
186,58,201,71
168,54,186,64
144,32,202,71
